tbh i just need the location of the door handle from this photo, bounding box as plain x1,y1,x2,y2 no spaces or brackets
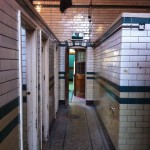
27,92,31,95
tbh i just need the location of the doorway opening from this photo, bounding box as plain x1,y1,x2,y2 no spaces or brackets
67,47,86,104
69,49,75,102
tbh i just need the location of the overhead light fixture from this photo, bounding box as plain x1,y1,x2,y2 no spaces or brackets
36,4,41,12
66,39,88,48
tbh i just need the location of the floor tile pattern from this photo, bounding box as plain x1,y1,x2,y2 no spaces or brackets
46,98,107,150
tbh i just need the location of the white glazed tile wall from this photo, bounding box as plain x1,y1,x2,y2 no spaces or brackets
94,14,150,150
118,22,150,150
94,29,121,150
0,0,19,150
86,47,94,100
59,46,66,101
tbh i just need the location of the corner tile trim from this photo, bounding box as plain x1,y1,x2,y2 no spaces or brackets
94,16,150,48
0,97,19,119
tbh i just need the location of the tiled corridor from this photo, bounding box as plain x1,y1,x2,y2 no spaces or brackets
1,1,150,150
45,97,113,150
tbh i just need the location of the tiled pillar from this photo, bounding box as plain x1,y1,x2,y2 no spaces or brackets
118,18,150,150
86,47,94,102
93,13,150,150
59,46,66,103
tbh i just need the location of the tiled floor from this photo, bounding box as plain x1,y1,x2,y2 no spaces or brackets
45,97,110,150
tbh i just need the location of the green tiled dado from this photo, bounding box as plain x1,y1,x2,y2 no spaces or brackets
0,97,19,119
96,75,150,92
0,115,20,142
95,76,150,104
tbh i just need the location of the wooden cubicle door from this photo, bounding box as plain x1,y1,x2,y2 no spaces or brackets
74,49,85,98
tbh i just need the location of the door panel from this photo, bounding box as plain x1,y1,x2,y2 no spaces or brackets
76,74,85,98
74,49,85,98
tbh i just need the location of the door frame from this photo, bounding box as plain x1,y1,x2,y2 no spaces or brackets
54,44,59,117
40,33,50,142
20,12,39,150
65,47,69,106
65,46,86,104
26,29,39,150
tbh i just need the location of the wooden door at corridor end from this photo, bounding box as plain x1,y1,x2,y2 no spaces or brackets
74,49,85,98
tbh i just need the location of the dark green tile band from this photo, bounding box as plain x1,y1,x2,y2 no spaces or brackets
59,72,65,74
87,72,95,74
95,75,150,92
0,97,19,119
22,84,26,90
0,115,20,142
96,78,150,104
23,96,27,103
59,77,65,79
123,17,150,24
87,77,95,79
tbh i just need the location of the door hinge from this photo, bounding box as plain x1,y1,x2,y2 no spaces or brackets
44,75,45,80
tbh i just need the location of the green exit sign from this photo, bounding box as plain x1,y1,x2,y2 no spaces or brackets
72,33,83,39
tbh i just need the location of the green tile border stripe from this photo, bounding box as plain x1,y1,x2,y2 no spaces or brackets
0,115,19,142
95,77,150,104
23,84,40,91
23,96,27,103
87,77,95,79
86,72,95,74
59,77,65,79
98,79,150,104
95,74,150,92
59,72,65,74
0,97,19,119
22,84,26,90
123,17,150,24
